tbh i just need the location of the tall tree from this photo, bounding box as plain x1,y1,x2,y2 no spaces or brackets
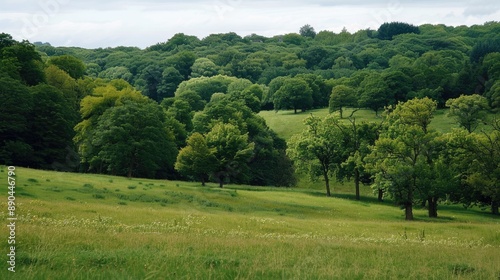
92,100,178,178
366,98,439,220
287,115,347,196
299,24,316,38
28,84,75,169
175,133,216,186
205,123,254,188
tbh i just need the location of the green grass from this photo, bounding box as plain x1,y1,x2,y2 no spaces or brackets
1,166,499,279
260,107,496,140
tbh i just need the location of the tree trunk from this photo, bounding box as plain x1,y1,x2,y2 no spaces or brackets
294,107,297,114
428,197,438,218
339,107,343,119
201,176,206,186
219,174,224,188
323,172,331,197
405,203,414,221
492,201,499,215
354,168,360,200
378,189,384,201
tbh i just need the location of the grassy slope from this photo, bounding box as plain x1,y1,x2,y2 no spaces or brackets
259,108,462,141
1,167,499,279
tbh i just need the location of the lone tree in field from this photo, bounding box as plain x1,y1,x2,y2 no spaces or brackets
287,115,347,196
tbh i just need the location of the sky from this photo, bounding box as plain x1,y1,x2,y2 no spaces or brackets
1,0,499,49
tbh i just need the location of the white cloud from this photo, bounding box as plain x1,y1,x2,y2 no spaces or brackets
1,0,499,48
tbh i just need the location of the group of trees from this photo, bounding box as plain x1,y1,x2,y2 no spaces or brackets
1,21,500,217
288,96,498,219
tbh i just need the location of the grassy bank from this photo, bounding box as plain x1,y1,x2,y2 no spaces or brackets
1,167,499,279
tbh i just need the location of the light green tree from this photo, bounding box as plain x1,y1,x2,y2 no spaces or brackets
175,133,216,186
446,94,490,133
205,123,254,188
287,115,346,196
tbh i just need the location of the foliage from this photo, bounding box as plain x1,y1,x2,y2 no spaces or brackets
92,100,178,178
48,55,86,79
175,133,216,185
273,77,313,113
377,22,420,40
287,115,347,196
205,123,255,188
446,94,490,132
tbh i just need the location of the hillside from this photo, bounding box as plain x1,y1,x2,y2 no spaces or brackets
1,166,499,279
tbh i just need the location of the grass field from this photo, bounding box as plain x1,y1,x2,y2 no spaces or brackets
259,107,489,140
1,166,499,279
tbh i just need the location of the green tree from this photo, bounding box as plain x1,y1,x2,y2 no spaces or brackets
377,22,420,40
358,72,391,115
273,77,313,114
446,94,490,133
190,58,219,78
175,133,216,186
287,115,346,196
74,80,150,173
0,75,33,166
366,98,439,220
205,123,254,188
48,55,86,79
329,85,357,118
299,24,316,38
28,84,75,169
92,100,178,178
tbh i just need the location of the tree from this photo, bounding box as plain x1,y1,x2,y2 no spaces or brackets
273,77,313,113
205,123,254,188
92,100,178,178
74,80,151,173
377,22,420,40
48,55,86,79
366,98,439,220
446,94,490,133
0,74,33,166
28,84,75,169
190,58,219,78
329,85,357,118
287,115,347,196
335,119,379,200
299,24,316,38
175,133,216,186
358,72,391,115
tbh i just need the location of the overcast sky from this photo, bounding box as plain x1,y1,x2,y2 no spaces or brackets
1,0,499,49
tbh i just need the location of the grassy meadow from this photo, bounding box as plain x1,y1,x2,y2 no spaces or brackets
259,108,463,141
1,166,499,279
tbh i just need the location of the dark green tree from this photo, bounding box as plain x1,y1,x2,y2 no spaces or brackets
273,77,313,113
92,100,178,178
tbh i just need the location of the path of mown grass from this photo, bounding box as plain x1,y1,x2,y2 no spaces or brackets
1,167,499,279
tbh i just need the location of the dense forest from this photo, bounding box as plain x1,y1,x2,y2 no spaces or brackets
1,21,500,219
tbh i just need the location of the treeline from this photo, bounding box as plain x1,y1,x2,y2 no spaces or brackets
0,33,295,187
34,21,500,112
